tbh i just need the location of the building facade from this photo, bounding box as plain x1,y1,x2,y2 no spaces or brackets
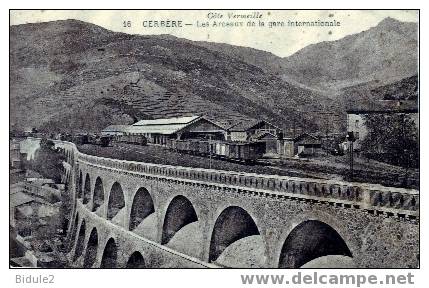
294,133,322,156
347,101,418,150
227,120,280,142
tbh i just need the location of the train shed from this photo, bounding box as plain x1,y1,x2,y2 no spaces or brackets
125,115,226,145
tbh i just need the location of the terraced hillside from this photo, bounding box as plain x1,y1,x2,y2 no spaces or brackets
10,18,418,134
10,19,330,133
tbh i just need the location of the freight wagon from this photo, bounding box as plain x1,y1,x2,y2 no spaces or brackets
169,139,265,163
116,134,147,146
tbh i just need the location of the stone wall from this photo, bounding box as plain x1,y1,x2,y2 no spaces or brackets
55,140,419,268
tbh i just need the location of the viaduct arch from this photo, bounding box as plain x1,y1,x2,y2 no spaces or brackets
278,220,353,268
107,182,125,222
68,213,79,252
100,238,118,268
126,251,146,268
77,171,83,199
73,220,86,261
83,228,99,268
129,187,154,231
209,206,260,263
92,177,104,212
83,173,91,205
54,140,419,268
161,195,198,245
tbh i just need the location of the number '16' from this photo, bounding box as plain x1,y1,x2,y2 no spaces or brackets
123,21,131,28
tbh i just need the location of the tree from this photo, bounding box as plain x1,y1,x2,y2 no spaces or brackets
30,138,65,183
361,113,419,169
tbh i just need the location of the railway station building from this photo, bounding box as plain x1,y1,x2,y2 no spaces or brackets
346,100,418,150
226,120,281,154
226,119,280,142
125,115,226,145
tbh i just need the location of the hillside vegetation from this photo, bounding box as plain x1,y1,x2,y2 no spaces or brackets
10,17,418,134
10,20,329,133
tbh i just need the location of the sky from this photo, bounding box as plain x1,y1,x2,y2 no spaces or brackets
10,10,418,57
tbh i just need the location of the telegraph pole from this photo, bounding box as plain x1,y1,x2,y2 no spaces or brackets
316,111,340,155
208,134,213,169
347,132,356,181
350,140,354,180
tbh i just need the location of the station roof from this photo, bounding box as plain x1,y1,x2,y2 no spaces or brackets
294,133,321,145
133,115,200,126
228,119,280,132
228,119,262,132
127,115,201,135
102,125,130,132
258,132,278,140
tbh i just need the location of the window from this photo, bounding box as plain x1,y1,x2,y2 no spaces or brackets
355,119,359,128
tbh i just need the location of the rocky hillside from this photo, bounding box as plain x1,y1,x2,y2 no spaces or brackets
10,19,330,134
10,17,418,134
340,74,418,108
280,17,418,93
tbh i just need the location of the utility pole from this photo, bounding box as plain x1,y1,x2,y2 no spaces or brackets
400,113,410,187
292,109,302,139
316,111,339,155
347,131,356,181
208,134,213,169
350,140,354,180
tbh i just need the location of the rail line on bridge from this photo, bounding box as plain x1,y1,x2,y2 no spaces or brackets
53,139,419,268
60,140,419,220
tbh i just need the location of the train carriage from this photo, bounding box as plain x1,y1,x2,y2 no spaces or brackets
198,141,210,154
175,140,190,152
117,134,147,146
215,142,221,155
215,142,227,158
188,140,199,154
227,143,239,159
72,134,89,145
174,140,183,151
224,143,231,157
168,138,265,163
166,139,176,150
227,141,265,162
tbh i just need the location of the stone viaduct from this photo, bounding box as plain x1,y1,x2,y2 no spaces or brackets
56,140,419,268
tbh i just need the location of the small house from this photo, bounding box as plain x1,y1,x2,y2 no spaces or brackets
251,131,279,154
277,138,295,157
294,133,322,156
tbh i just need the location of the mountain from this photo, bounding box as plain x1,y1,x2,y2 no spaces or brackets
10,19,330,134
190,40,285,75
340,74,418,109
9,17,418,135
280,17,418,93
